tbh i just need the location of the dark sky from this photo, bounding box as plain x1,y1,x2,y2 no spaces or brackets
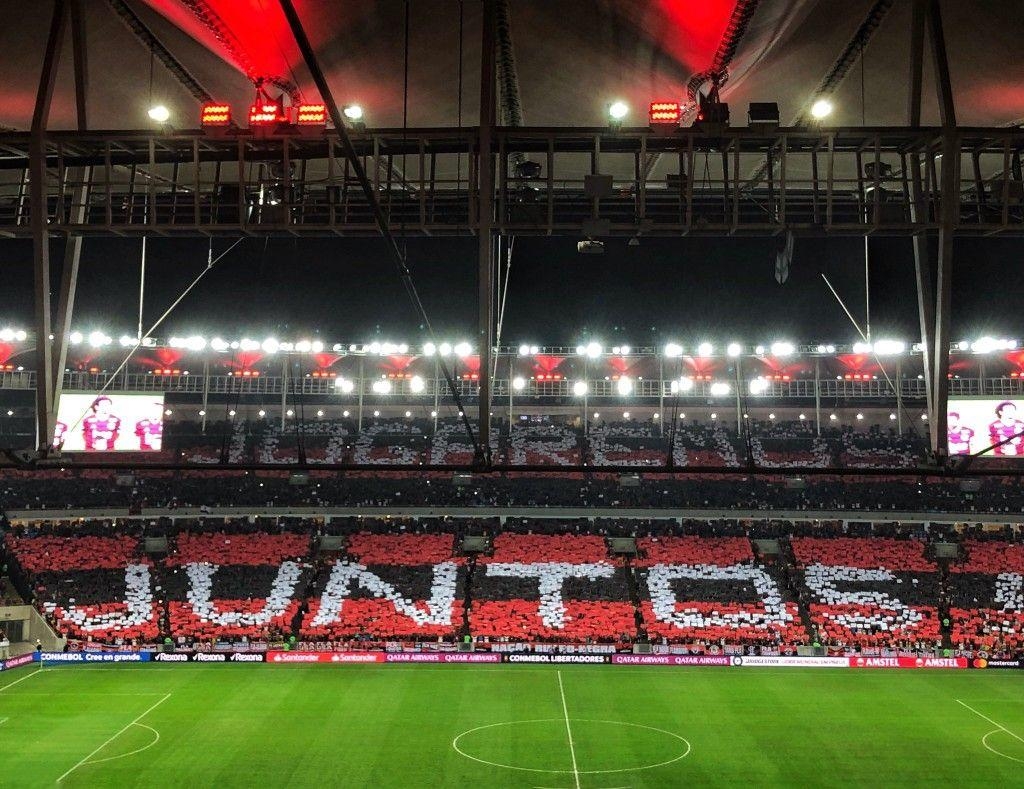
3,234,1022,346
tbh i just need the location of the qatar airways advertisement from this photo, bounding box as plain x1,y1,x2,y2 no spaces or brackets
54,393,165,452
947,398,1024,457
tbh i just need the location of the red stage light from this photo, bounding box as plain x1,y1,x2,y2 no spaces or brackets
295,103,326,125
249,102,287,126
649,101,681,124
201,103,232,126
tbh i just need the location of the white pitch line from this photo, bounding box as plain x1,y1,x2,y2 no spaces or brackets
0,667,43,693
57,692,172,784
956,699,1024,747
556,670,582,789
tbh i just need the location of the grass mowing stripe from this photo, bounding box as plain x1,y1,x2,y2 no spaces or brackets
56,692,172,783
956,699,1024,745
556,670,582,789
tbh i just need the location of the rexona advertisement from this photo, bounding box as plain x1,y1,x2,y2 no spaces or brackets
947,398,1024,457
152,652,266,663
54,393,166,452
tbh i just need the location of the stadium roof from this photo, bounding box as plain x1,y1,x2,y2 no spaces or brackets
2,0,1023,133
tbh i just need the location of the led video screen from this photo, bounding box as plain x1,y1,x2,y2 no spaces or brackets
947,398,1024,457
54,393,165,452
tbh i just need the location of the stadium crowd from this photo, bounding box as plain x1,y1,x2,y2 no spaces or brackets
2,516,1020,659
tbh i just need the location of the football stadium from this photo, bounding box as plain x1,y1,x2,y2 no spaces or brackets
1,1,1024,786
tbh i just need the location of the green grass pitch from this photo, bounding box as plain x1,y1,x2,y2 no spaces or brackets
1,664,1023,787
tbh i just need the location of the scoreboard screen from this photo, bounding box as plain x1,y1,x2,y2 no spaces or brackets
947,398,1024,457
54,393,166,452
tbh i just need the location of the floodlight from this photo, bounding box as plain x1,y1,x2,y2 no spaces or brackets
670,377,694,394
262,338,280,354
770,341,794,357
518,344,531,356
874,339,905,356
512,376,526,391
335,377,354,393
664,342,683,358
210,338,229,352
14,330,25,342
148,105,170,123
186,335,206,351
697,342,713,357
852,342,872,354
573,381,589,396
258,409,266,417
726,342,742,357
585,342,602,359
608,101,628,124
616,377,633,396
810,99,833,119
405,411,412,418
119,335,135,347
343,104,363,121
422,342,437,356
749,378,769,394
372,380,391,394
410,376,425,393
709,382,731,396
295,340,312,353
454,342,472,358
286,409,294,417
439,342,452,356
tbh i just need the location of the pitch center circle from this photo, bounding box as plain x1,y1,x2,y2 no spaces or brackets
451,718,691,774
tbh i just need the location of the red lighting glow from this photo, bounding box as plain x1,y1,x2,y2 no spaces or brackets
200,103,232,126
649,101,682,124
295,103,326,125
249,102,287,125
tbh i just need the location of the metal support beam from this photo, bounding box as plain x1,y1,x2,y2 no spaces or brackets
476,0,497,467
69,0,88,131
30,0,69,453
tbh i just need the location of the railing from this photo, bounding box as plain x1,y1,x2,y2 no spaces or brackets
1,126,1022,237
2,370,1022,401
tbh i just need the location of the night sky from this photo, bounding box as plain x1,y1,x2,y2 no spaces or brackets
2,234,1021,346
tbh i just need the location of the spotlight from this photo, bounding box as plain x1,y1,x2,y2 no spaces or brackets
512,376,526,391
343,104,363,121
148,105,170,123
810,99,833,120
608,100,628,127
726,342,742,357
573,381,589,397
616,377,633,396
410,376,425,393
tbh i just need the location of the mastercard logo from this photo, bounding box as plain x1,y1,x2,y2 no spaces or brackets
973,658,988,669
